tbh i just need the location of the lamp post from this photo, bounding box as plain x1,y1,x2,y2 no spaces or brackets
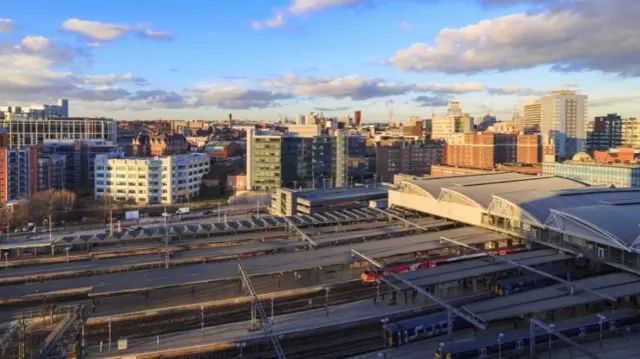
270,297,275,324
497,333,504,359
108,316,112,352
65,246,71,263
200,305,205,336
597,314,606,348
4,252,8,270
237,342,247,359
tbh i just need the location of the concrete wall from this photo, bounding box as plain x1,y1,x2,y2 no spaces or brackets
388,189,484,226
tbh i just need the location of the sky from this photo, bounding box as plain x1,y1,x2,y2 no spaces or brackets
1,0,639,122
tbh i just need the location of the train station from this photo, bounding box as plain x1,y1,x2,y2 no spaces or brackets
0,175,639,359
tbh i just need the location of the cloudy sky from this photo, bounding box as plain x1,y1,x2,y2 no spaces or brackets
1,0,639,122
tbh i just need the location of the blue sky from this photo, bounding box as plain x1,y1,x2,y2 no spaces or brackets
1,0,639,122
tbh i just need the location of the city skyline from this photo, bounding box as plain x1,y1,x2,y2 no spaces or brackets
1,0,639,122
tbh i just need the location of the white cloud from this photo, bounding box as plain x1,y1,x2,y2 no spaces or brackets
252,13,286,31
259,74,537,101
188,85,293,109
0,18,15,33
84,73,148,86
61,18,131,41
61,18,174,42
21,36,51,52
388,0,640,77
139,29,174,40
252,0,364,30
399,21,412,32
415,82,486,93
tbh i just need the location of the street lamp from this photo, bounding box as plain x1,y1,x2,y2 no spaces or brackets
200,305,205,336
108,316,112,352
325,288,330,315
597,314,606,348
270,297,275,324
548,323,555,358
497,333,504,359
4,252,8,270
237,342,247,359
65,246,71,263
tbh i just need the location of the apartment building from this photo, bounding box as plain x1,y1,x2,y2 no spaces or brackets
40,139,121,191
523,90,588,159
445,133,517,169
375,142,443,182
93,153,210,205
586,114,623,151
431,102,474,140
38,155,67,191
246,130,350,191
622,117,640,148
0,147,39,203
1,117,117,147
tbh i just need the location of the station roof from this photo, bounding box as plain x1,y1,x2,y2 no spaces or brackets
0,207,387,250
397,172,640,254
289,186,388,204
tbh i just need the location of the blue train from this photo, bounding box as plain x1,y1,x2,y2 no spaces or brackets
434,311,640,359
385,293,492,347
491,265,570,296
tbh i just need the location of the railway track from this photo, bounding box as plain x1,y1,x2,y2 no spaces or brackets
0,220,447,288
84,280,390,345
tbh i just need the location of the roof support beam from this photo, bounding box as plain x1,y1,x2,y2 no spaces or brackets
350,249,487,332
281,216,317,249
371,207,616,303
530,318,602,359
237,265,287,359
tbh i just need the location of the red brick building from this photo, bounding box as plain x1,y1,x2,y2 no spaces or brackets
516,134,542,164
150,133,189,156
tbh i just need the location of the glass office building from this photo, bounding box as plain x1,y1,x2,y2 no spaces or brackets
542,162,640,188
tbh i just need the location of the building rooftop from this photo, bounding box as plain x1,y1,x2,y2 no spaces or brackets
397,172,640,253
287,186,388,203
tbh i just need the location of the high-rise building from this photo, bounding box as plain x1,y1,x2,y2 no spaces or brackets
523,100,543,133
586,114,623,151
516,134,542,164
354,110,362,127
523,90,588,159
93,153,210,204
1,117,117,147
0,147,39,203
247,131,353,191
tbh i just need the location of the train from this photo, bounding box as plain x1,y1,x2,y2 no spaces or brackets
360,248,521,284
490,265,571,296
434,310,640,358
384,293,493,347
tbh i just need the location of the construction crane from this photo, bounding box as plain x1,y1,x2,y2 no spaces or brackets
385,101,394,126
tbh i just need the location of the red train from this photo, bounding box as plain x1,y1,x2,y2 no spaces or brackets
360,248,520,283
